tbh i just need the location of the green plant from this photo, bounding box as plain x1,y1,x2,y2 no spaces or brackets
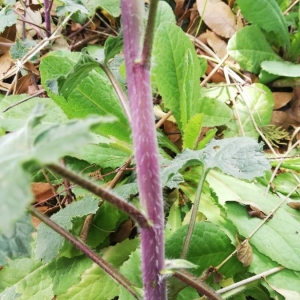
0,0,300,299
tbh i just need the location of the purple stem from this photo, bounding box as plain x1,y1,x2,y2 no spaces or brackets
121,1,166,299
44,0,52,37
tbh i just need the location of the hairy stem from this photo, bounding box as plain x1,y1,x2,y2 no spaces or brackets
121,0,167,299
47,163,150,229
181,167,209,259
28,206,140,299
173,269,223,300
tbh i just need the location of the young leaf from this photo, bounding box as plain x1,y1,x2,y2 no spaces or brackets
236,0,290,49
0,214,34,265
152,22,203,131
183,113,203,150
104,34,124,63
36,196,99,263
228,25,281,74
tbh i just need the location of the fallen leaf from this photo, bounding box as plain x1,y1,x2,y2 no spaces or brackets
197,0,237,38
273,92,293,109
236,239,253,267
287,201,300,210
31,182,59,203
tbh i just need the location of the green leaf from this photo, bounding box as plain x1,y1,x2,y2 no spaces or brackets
119,248,143,300
40,51,131,142
0,214,34,265
152,22,203,131
227,25,281,74
154,1,176,32
84,0,121,17
236,0,290,49
165,222,242,277
261,61,300,77
0,95,67,132
0,255,93,299
32,116,115,164
56,0,89,17
86,202,123,248
198,96,232,127
10,39,38,61
251,247,300,298
36,196,99,263
183,113,203,150
0,6,17,33
207,170,300,271
162,259,198,274
225,83,274,139
59,239,139,300
78,142,132,169
104,34,123,63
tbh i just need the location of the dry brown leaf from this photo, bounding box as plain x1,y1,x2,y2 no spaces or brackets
205,30,227,58
197,0,237,38
246,205,267,219
0,52,13,77
236,239,253,267
110,219,134,243
175,0,185,17
1,24,17,42
287,201,300,210
271,111,300,129
31,182,59,203
0,37,13,56
273,92,293,109
15,73,32,94
287,87,300,122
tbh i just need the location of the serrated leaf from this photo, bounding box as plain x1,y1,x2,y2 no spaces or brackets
228,25,281,74
203,137,270,179
36,196,99,262
207,170,300,271
77,142,132,169
0,214,34,265
152,22,203,131
0,6,17,33
40,51,131,142
165,222,242,277
236,0,290,49
0,255,92,299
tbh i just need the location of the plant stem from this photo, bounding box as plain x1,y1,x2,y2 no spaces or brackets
28,206,140,299
121,0,167,299
216,266,284,297
181,167,209,259
47,163,150,229
173,269,223,300
44,0,52,37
